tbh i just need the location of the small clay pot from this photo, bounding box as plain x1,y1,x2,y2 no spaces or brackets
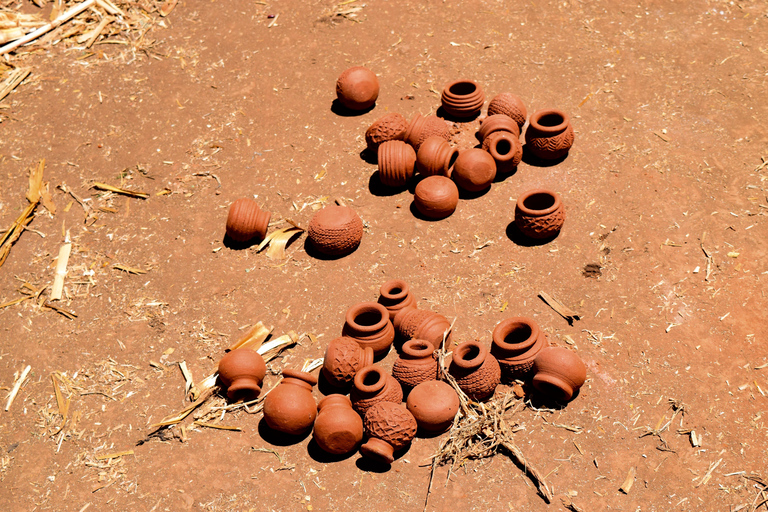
377,279,416,321
487,92,528,129
262,369,318,435
392,339,438,389
360,402,417,464
441,80,485,118
404,114,450,150
514,189,566,239
225,198,271,243
335,66,379,111
448,341,501,401
378,140,416,188
341,302,395,358
490,317,548,381
482,131,522,174
307,205,364,256
525,109,575,160
350,365,404,416
532,347,587,402
406,380,459,433
393,307,452,350
477,114,521,140
322,336,374,388
365,113,408,151
313,394,364,455
413,176,459,220
416,136,459,177
217,348,267,401
452,148,496,192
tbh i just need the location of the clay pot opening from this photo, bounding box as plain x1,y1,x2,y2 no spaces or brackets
494,138,512,156
453,341,486,369
447,150,459,171
534,378,572,402
448,81,476,96
380,280,408,301
346,303,389,333
517,190,561,217
356,310,384,327
402,339,434,359
503,323,533,345
523,192,555,212
355,366,385,393
530,109,569,134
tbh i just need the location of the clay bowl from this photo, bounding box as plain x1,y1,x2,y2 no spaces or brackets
525,108,575,160
514,189,565,239
441,80,485,118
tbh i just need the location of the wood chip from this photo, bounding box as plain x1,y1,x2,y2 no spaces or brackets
539,291,580,324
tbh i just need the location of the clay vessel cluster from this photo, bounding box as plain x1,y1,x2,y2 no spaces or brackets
406,380,459,433
322,336,374,388
336,66,379,111
225,198,271,243
350,365,403,416
413,176,459,220
378,140,416,188
441,80,485,118
365,113,407,151
313,394,363,455
391,339,438,389
448,340,501,401
532,347,587,402
307,205,364,256
360,402,417,464
514,189,565,239
525,108,575,160
393,307,452,349
263,369,318,435
490,317,548,381
217,348,267,401
377,279,416,321
341,302,395,358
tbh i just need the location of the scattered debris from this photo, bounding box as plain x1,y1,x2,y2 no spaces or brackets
0,159,46,268
582,263,602,278
619,466,636,494
4,364,31,411
539,291,580,325
92,182,149,199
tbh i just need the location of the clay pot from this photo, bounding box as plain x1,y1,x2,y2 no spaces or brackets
393,307,452,350
478,114,520,140
377,279,416,321
413,176,459,220
307,205,364,256
525,109,575,160
532,347,587,402
217,348,267,401
341,302,395,358
322,337,374,388
392,339,438,389
404,114,450,150
441,80,485,118
262,369,318,435
487,92,528,129
313,394,364,455
365,113,408,151
452,148,496,192
448,341,501,401
225,198,271,243
416,136,459,177
482,131,522,174
378,140,416,188
514,189,565,239
490,317,549,381
360,402,417,464
335,66,379,111
350,365,403,416
406,380,459,433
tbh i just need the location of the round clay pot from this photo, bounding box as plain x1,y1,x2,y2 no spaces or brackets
514,189,566,239
217,348,267,402
378,140,416,188
313,394,364,455
335,66,379,111
365,113,408,151
225,198,271,243
487,92,528,129
360,402,417,464
322,336,374,388
406,380,459,433
341,302,395,358
525,109,575,160
441,80,485,118
532,347,587,402
413,176,459,220
307,205,364,256
477,114,521,140
452,148,496,192
448,341,501,401
416,136,459,177
262,369,318,435
377,279,416,321
482,131,522,174
392,339,438,389
350,365,403,416
393,307,452,350
490,317,549,381
404,114,450,150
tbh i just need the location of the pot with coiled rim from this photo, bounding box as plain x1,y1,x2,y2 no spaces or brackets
440,80,485,119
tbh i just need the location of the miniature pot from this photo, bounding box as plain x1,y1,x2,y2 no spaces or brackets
341,302,395,358
225,198,271,243
377,279,416,321
322,336,375,388
514,189,565,239
393,307,452,350
416,136,459,177
365,113,408,151
487,92,528,129
525,108,575,160
262,369,318,435
392,339,438,389
413,176,459,220
217,348,267,402
406,380,459,433
482,131,522,174
378,140,416,188
360,402,417,464
477,114,521,140
404,114,450,151
490,317,548,381
452,148,496,192
441,80,485,118
313,394,364,455
307,205,364,256
532,347,587,402
335,66,379,111
448,340,501,401
350,365,403,416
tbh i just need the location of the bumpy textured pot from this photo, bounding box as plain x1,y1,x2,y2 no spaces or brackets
217,348,267,401
225,198,271,243
307,205,364,255
406,380,459,433
335,66,379,111
393,307,452,349
404,114,450,151
392,339,438,389
377,279,416,321
452,148,496,192
532,347,587,402
441,80,485,118
478,114,521,140
413,176,459,220
378,140,416,188
322,336,374,388
350,365,404,416
313,394,364,455
360,402,417,464
482,131,522,174
514,189,565,239
262,369,318,435
525,109,575,160
449,341,501,401
416,136,459,177
490,317,549,381
341,302,395,358
487,92,528,129
365,113,407,151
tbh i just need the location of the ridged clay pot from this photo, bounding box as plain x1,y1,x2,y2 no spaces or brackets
532,347,587,402
490,317,549,381
416,136,459,177
361,402,417,464
525,109,575,160
477,114,521,140
262,369,318,435
482,131,522,174
487,92,528,129
341,302,395,358
406,380,459,433
514,189,566,239
452,148,497,192
392,339,438,389
449,341,501,401
313,394,364,455
393,307,452,350
404,114,450,151
335,66,379,111
307,205,364,256
225,198,271,243
350,365,404,416
365,113,407,151
413,176,459,220
322,336,374,388
378,140,416,188
441,80,485,118
377,279,416,321
217,348,267,402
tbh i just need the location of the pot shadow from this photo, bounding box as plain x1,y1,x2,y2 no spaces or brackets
359,147,378,165
457,186,491,200
493,166,519,182
317,372,353,397
436,106,480,123
306,438,359,464
222,233,261,250
257,417,312,446
368,172,409,197
505,222,560,247
521,144,569,167
331,98,375,117
303,238,357,261
525,388,577,410
408,202,450,223
415,426,451,439
354,444,412,472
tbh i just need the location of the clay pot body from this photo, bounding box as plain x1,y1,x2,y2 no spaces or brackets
378,141,416,188
449,341,501,401
478,114,521,140
525,109,575,160
514,189,565,239
487,93,528,129
406,380,459,433
313,395,364,455
414,176,459,220
441,80,485,118
307,205,364,256
341,302,395,358
393,307,452,350
490,317,548,381
361,402,417,464
482,131,522,173
404,114,450,150
532,347,587,402
217,348,267,401
322,337,374,388
336,66,379,111
226,198,271,243
350,365,403,416
365,113,407,151
377,280,416,321
262,369,318,435
452,149,497,192
416,136,459,177
392,340,438,389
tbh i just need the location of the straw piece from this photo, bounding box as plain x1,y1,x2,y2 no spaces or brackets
50,242,72,301
0,67,31,101
0,0,96,56
0,160,44,268
5,365,31,411
228,321,272,351
92,182,149,199
539,291,580,324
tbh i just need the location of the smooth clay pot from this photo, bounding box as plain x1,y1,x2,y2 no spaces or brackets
225,198,271,243
393,307,452,350
441,80,485,119
313,394,364,455
416,136,458,177
404,114,450,151
478,114,521,140
452,148,496,192
360,402,417,464
377,279,416,321
365,113,407,151
448,341,501,401
406,380,459,433
335,66,379,111
532,347,587,402
514,189,566,239
307,205,364,256
262,369,318,436
350,365,403,416
482,131,522,174
378,140,416,188
413,176,459,220
341,302,395,358
322,336,374,388
525,108,575,160
217,348,267,402
490,317,548,381
487,92,528,129
392,339,438,389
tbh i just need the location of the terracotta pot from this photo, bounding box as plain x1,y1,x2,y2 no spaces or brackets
360,402,417,464
416,136,459,177
392,339,438,389
441,80,485,118
350,365,403,416
525,109,575,160
514,189,565,239
448,341,500,401
490,317,549,381
335,66,379,111
487,92,528,129
478,114,521,140
406,380,459,433
393,307,452,350
532,347,587,402
322,336,374,388
341,302,395,358
377,279,416,321
413,176,459,220
313,394,364,455
378,140,416,188
307,205,364,256
404,114,450,150
365,113,408,151
225,198,271,243
217,348,267,401
482,131,522,174
452,148,496,192
262,369,318,435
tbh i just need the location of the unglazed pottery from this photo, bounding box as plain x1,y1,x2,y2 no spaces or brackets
490,317,548,381
487,92,528,129
378,140,416,188
341,302,395,358
452,148,496,192
416,136,458,177
413,176,459,220
350,365,403,416
365,113,408,151
525,109,575,160
514,189,566,239
262,369,318,435
448,340,501,401
225,198,271,243
360,402,417,464
377,279,416,321
322,336,374,388
482,131,522,174
392,339,438,389
406,380,459,433
217,348,267,401
307,205,364,255
335,66,379,111
532,347,587,402
404,114,450,150
477,114,521,140
441,80,485,118
393,307,452,350
313,394,364,455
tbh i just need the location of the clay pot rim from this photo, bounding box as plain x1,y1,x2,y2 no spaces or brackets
345,302,390,334
487,132,519,162
529,108,569,134
282,368,318,386
479,114,520,139
442,79,481,99
452,341,488,369
492,317,540,352
318,393,352,410
516,189,562,217
532,373,575,402
353,365,386,393
360,437,394,464
401,339,435,359
380,279,410,302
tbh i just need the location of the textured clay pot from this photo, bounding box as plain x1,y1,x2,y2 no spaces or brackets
313,394,364,455
406,380,459,433
393,307,452,350
392,339,438,389
452,148,497,192
441,80,485,118
477,114,521,140
487,92,528,129
365,113,408,151
377,279,416,321
490,317,549,381
413,176,459,220
322,336,374,388
514,189,566,239
416,136,459,177
307,205,364,256
449,341,501,401
404,114,450,151
262,369,318,435
217,348,267,401
341,302,395,358
360,402,417,464
525,109,575,160
225,198,271,243
482,131,522,174
532,347,587,402
335,66,379,111
350,365,404,416
378,140,416,188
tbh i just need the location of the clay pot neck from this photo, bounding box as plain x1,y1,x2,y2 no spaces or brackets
346,303,389,335
517,190,561,217
226,380,261,402
452,342,487,370
361,437,395,464
529,109,569,134
379,280,410,305
354,366,386,395
318,394,351,411
401,340,434,360
281,369,318,390
496,318,538,351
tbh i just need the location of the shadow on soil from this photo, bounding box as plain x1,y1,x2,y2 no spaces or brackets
331,98,374,117
505,222,559,247
521,144,569,167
